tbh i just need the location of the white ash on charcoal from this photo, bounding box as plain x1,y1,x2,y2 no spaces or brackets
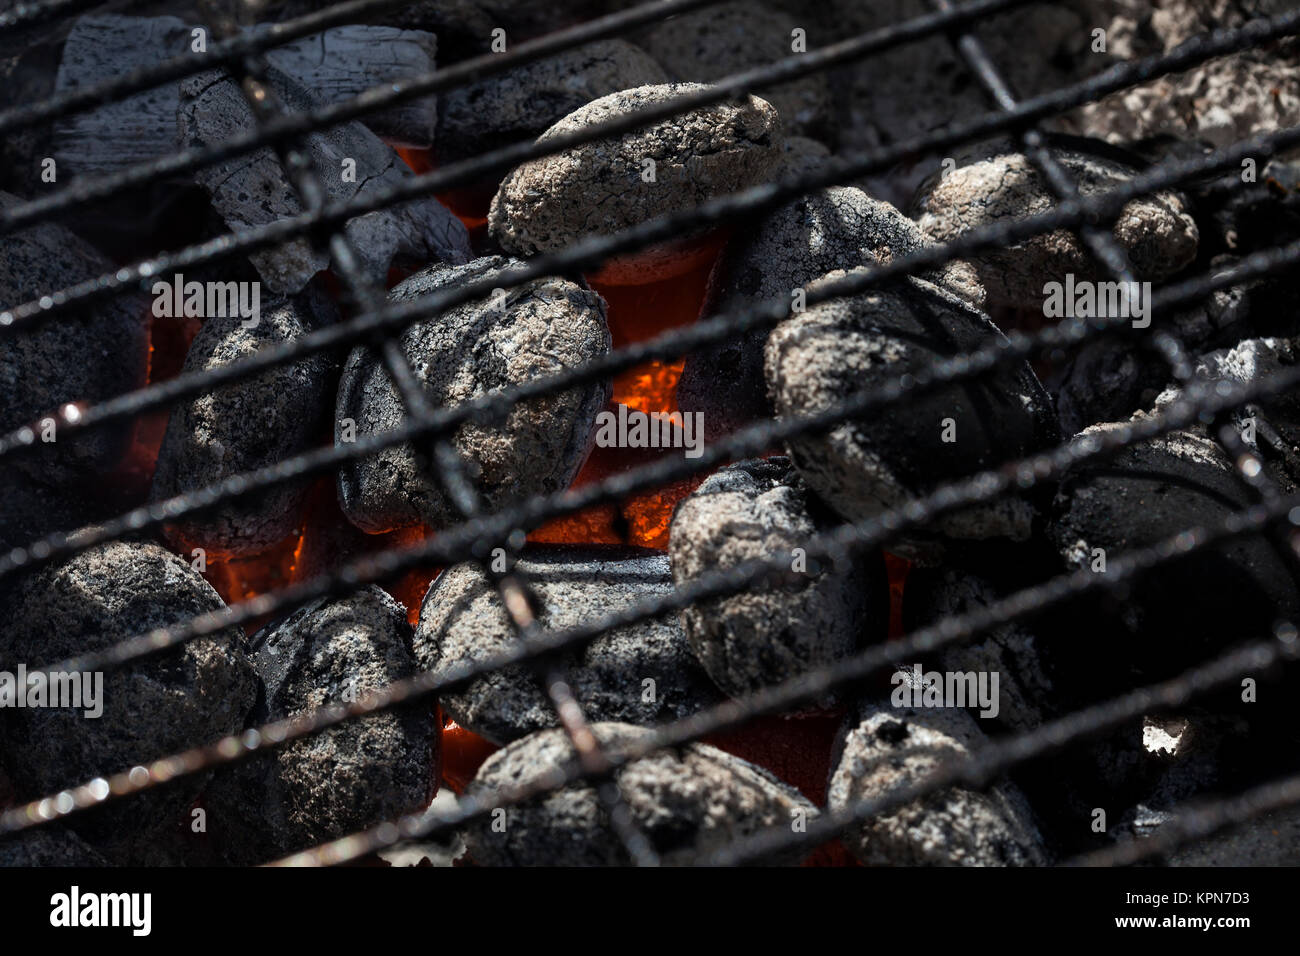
488,83,782,285
668,457,889,699
436,40,668,165
0,826,109,867
912,136,1200,311
901,568,1056,734
0,191,150,486
676,186,985,441
1058,0,1300,150
1045,426,1300,693
631,1,833,140
414,545,722,745
465,722,818,866
764,270,1060,563
336,256,610,534
53,16,441,175
828,699,1049,866
205,586,437,866
0,541,257,865
177,65,470,296
150,285,339,559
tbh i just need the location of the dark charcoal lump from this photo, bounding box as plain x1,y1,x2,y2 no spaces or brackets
489,83,781,285
150,290,338,558
765,271,1060,562
465,722,818,865
0,826,109,867
415,546,722,745
828,700,1049,866
436,40,668,164
1046,426,1300,693
0,190,150,486
336,257,610,534
177,67,471,296
913,138,1199,310
205,586,436,866
902,567,1056,734
0,541,256,864
668,457,889,698
676,187,986,441
632,1,832,139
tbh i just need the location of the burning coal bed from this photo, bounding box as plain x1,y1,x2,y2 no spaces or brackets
2,0,1300,868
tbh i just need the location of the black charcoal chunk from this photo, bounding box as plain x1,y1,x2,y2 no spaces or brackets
489,83,781,285
913,138,1199,310
205,586,436,866
0,542,256,864
241,1,495,57
765,271,1060,561
336,257,610,534
829,700,1049,866
465,722,818,865
0,190,150,486
902,568,1055,733
668,457,888,698
0,826,109,867
676,187,985,441
177,66,470,295
632,1,831,139
1046,426,1300,690
436,39,668,164
415,545,722,745
150,291,338,558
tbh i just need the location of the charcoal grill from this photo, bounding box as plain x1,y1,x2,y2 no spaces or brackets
1,0,1300,868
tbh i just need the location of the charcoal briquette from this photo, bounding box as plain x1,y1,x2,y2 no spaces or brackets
0,541,257,865
205,586,437,866
765,270,1060,561
336,257,610,535
676,186,986,441
465,722,818,866
414,545,722,745
150,289,338,558
488,83,781,284
828,700,1049,866
668,457,889,699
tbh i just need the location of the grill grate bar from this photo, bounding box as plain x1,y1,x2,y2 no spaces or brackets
3,124,1298,591
6,330,1300,844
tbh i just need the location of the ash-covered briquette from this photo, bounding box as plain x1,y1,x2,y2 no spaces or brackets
676,186,985,441
0,826,109,867
150,288,338,559
0,541,256,865
415,545,722,745
336,256,610,535
668,457,888,699
1061,0,1300,150
828,700,1049,866
0,190,149,487
53,16,441,175
488,83,781,285
465,722,818,866
436,40,668,165
764,271,1060,562
912,138,1199,310
1045,426,1300,692
177,66,470,296
901,568,1056,734
204,586,436,866
631,1,832,140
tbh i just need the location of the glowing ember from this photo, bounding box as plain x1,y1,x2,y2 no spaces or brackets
440,715,499,794
884,552,912,639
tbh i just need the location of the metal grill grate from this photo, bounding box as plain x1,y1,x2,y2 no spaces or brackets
1,0,1299,868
